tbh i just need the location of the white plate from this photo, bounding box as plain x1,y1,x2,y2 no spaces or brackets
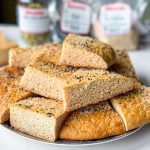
0,24,150,149
1,122,142,146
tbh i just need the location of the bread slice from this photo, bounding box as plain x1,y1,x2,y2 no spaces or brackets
9,43,62,68
10,97,68,141
9,47,35,68
111,86,150,131
0,66,33,123
59,34,117,69
20,52,135,112
0,39,17,65
110,50,141,89
59,101,125,140
110,50,137,78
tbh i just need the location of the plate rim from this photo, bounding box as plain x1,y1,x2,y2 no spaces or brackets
0,123,143,146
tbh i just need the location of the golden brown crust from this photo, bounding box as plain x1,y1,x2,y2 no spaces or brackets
110,50,137,78
60,34,116,69
9,43,62,68
38,44,62,65
111,86,150,131
0,66,33,123
9,47,38,68
59,102,125,140
110,50,141,89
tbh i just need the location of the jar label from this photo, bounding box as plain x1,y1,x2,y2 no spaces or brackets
18,5,49,33
61,1,91,34
100,2,132,35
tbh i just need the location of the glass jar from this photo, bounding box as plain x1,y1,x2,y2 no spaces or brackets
48,0,93,43
17,0,50,46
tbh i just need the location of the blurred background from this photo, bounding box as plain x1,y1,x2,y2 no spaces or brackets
0,0,150,25
0,0,17,24
0,0,150,49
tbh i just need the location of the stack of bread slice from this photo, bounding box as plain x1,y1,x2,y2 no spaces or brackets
1,34,150,142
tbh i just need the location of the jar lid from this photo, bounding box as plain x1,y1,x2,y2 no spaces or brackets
20,0,32,3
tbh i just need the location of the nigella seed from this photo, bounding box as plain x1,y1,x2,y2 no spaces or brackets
75,76,83,80
25,105,33,109
50,107,54,109
88,78,92,80
47,112,53,117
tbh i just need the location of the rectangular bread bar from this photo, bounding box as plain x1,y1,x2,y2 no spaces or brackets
20,52,135,112
110,50,137,79
0,66,33,123
59,34,117,69
110,50,141,89
9,43,62,68
111,86,150,131
10,97,68,141
59,101,126,140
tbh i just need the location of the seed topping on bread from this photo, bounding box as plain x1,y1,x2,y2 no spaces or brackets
15,98,65,118
65,34,116,63
79,102,111,115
